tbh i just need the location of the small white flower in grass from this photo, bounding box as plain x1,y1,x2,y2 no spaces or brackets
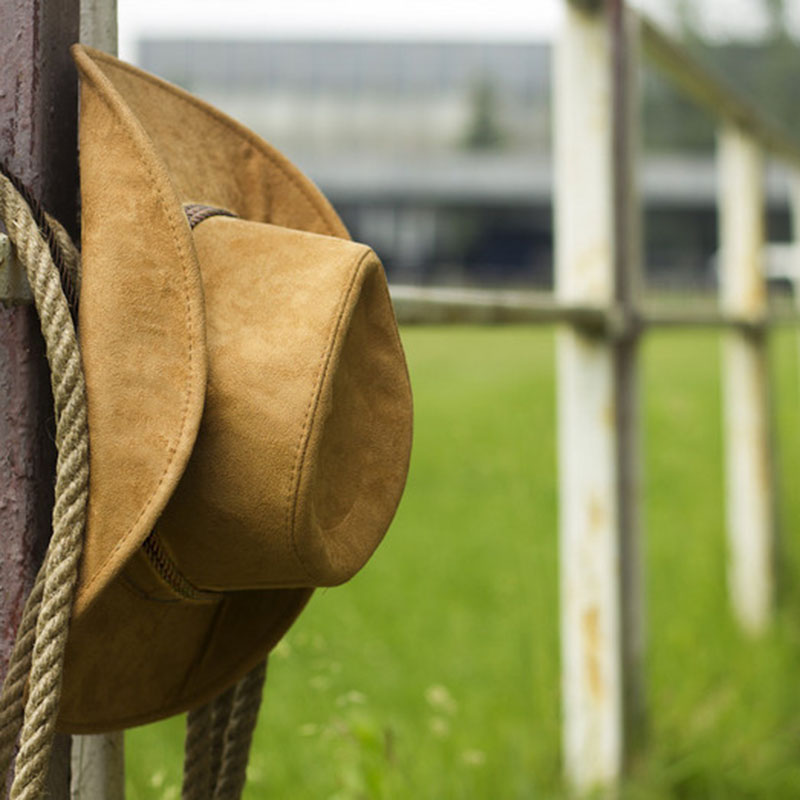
425,684,458,715
428,716,450,738
461,749,486,767
309,675,330,690
335,690,367,707
149,770,165,789
299,723,319,737
324,719,348,740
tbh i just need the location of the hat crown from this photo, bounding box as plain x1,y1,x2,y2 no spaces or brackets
152,216,411,592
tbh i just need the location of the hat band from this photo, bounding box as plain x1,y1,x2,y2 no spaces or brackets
183,203,237,230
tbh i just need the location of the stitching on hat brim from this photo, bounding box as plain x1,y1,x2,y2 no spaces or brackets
70,45,207,617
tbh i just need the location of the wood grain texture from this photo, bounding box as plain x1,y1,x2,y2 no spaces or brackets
0,1,80,795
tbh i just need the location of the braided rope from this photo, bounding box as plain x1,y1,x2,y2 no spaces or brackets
43,212,81,299
182,703,213,800
209,685,236,790
0,172,88,799
182,683,235,800
0,164,79,316
182,660,268,800
0,568,45,779
212,659,267,800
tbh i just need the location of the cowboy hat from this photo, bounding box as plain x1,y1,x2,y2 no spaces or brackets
58,45,412,732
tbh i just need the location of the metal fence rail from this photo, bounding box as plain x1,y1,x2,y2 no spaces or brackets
393,0,800,795
392,285,800,330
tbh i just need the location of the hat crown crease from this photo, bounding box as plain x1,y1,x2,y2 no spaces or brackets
155,217,412,592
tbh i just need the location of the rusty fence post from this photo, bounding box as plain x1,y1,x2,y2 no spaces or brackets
1,1,81,795
554,0,644,793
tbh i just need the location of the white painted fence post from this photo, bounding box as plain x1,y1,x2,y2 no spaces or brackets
789,173,800,379
71,3,125,799
554,0,643,793
717,125,774,635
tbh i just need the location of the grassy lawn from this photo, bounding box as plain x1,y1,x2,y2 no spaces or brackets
125,326,800,799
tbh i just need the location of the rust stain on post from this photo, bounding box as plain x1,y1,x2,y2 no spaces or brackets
587,493,607,534
582,607,603,702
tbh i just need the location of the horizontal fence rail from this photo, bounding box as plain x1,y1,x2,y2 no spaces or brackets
391,286,612,329
391,285,800,330
393,0,800,796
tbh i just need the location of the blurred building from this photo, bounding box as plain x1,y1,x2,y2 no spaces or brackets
138,38,793,290
139,39,551,154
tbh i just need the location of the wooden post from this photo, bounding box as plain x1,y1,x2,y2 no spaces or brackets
0,1,80,795
71,734,125,800
80,0,118,55
717,125,774,635
554,0,643,793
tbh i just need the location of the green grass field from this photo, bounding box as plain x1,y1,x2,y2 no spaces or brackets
126,327,800,799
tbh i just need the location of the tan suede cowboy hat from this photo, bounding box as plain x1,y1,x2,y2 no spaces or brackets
58,46,412,733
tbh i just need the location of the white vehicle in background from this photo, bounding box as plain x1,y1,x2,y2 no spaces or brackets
711,243,800,292
761,243,800,291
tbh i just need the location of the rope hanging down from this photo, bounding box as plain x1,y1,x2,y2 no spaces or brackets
0,165,267,800
0,164,89,800
182,659,268,800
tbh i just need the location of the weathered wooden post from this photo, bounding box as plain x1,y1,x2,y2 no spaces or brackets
1,2,80,795
554,0,643,793
717,125,774,635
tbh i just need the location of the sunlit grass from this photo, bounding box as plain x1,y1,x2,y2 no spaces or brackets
126,326,800,798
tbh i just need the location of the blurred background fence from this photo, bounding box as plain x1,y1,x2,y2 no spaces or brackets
119,0,800,796
385,2,800,793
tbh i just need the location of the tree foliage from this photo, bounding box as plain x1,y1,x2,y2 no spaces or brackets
644,0,800,152
462,79,506,151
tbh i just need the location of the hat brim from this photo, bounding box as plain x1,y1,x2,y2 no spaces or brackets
59,46,353,731
60,576,311,732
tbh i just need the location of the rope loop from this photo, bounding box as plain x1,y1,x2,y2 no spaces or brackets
0,164,88,800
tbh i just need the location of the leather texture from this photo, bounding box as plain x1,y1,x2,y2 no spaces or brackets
59,45,412,732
